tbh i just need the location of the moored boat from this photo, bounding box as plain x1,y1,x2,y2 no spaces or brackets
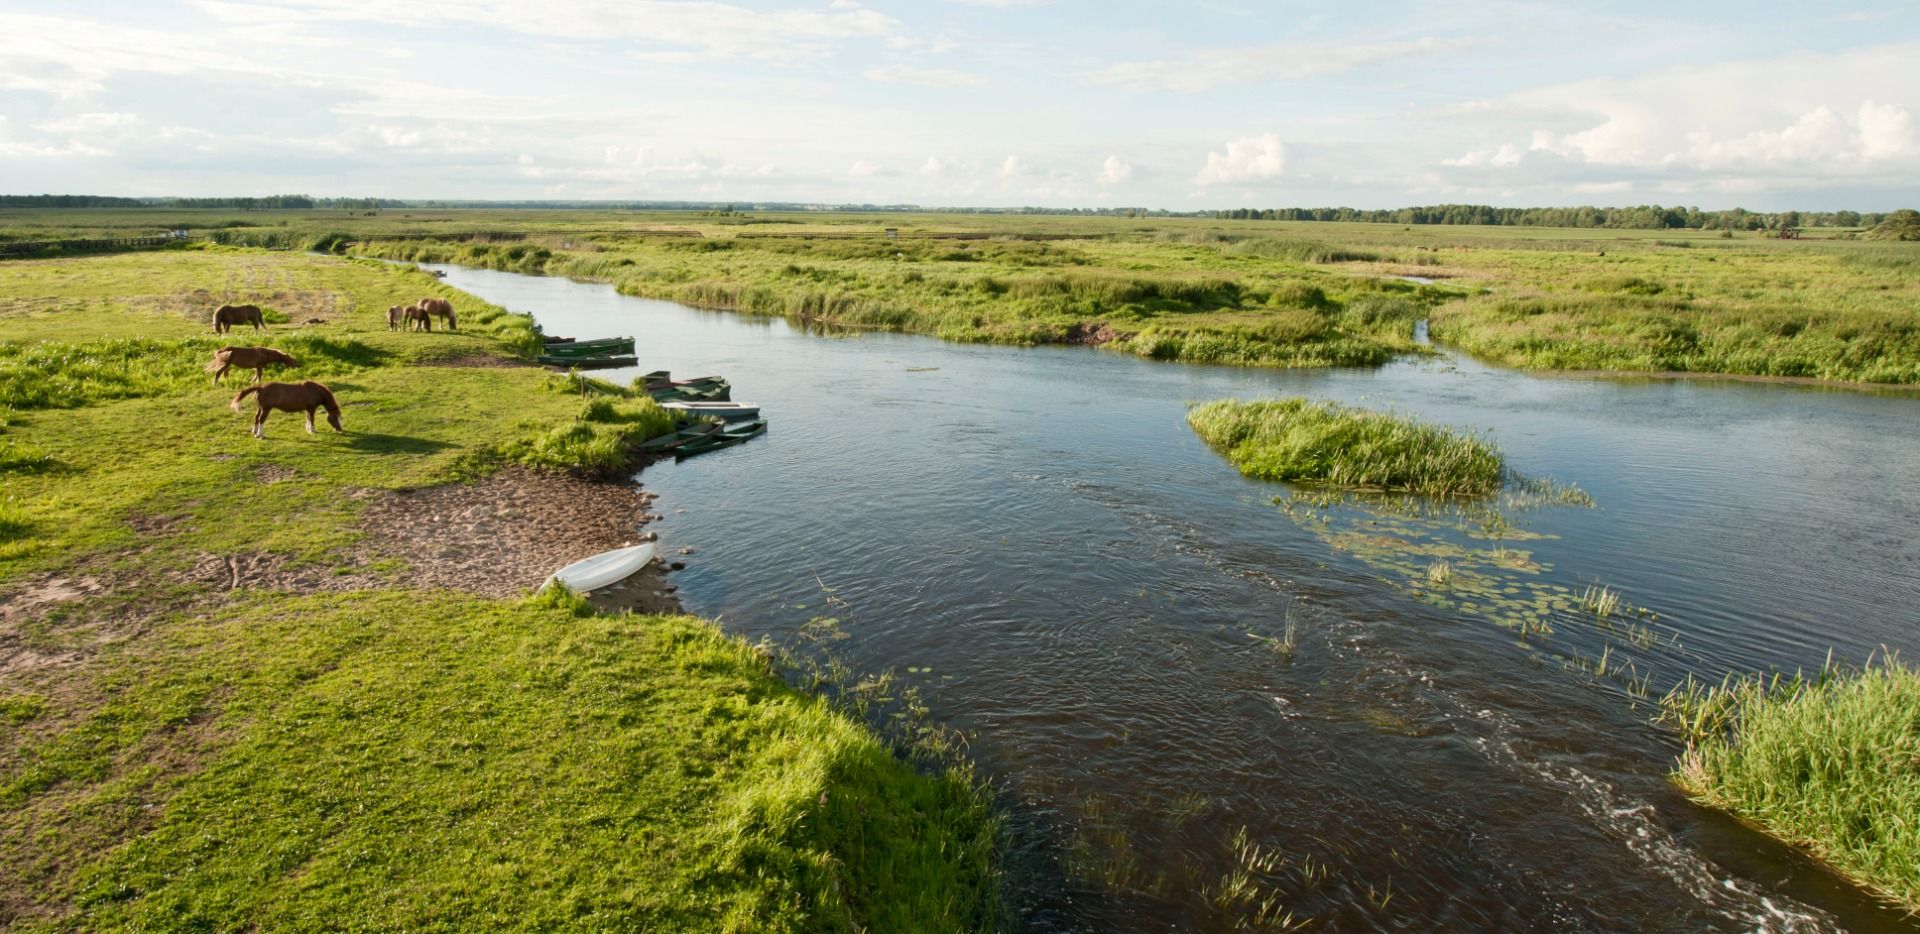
659,400,759,419
538,354,637,369
540,337,636,357
638,420,722,452
675,419,766,458
543,541,657,593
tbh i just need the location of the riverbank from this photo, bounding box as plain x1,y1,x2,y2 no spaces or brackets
281,210,1915,388
1663,659,1920,912
0,248,1002,930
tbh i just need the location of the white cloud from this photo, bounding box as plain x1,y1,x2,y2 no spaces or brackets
1441,143,1524,168
920,155,952,175
1441,43,1920,186
848,160,884,177
1194,133,1285,185
1098,155,1133,184
862,64,988,88
999,154,1028,178
1086,37,1472,93
193,0,901,62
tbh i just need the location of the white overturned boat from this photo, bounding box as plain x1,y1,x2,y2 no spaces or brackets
543,541,656,594
659,400,760,420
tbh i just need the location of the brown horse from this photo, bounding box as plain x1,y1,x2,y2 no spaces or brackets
213,304,264,333
402,306,433,332
386,304,408,330
231,381,342,438
416,297,456,330
206,346,297,385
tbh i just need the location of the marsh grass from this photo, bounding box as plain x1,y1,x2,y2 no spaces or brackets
1187,398,1504,497
1659,656,1920,911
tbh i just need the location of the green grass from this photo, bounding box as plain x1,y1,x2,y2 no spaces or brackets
9,207,1917,384
1187,398,1504,496
1,248,1002,930
1660,657,1920,911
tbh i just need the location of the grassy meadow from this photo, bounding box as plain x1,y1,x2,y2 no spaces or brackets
0,246,1001,931
8,205,1911,384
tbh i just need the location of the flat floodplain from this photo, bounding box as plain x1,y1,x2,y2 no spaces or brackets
5,212,1920,929
0,246,1001,931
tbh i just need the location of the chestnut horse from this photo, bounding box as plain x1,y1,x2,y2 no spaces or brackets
231,381,342,438
212,304,265,333
205,346,297,385
402,306,433,332
416,297,456,330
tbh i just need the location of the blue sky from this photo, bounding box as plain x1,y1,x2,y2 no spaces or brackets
1,1,1916,209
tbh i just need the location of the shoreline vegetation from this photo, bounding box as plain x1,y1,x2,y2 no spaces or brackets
0,247,1002,930
1661,657,1920,912
4,207,1916,385
1187,398,1505,497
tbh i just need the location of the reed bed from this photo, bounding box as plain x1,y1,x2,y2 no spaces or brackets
1187,398,1504,497
1660,656,1920,911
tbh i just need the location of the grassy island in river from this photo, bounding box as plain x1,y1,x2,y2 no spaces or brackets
1186,397,1505,497
0,246,1001,931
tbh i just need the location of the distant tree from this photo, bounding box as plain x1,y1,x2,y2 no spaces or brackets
1867,209,1920,241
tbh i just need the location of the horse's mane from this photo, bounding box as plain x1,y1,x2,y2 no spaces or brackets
305,381,341,416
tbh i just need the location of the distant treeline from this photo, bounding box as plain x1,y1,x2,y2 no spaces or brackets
0,194,1905,231
1211,204,1886,230
0,194,390,210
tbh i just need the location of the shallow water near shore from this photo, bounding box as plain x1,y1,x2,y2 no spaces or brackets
434,264,1920,932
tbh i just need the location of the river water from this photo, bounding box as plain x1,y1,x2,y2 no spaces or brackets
431,265,1920,932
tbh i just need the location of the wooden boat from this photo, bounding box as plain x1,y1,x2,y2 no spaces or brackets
541,335,576,344
675,419,766,458
637,420,722,452
659,400,759,419
544,541,656,593
648,381,731,403
538,354,637,369
540,337,636,357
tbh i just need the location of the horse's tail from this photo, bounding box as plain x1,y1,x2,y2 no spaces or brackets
204,346,236,372
230,385,260,412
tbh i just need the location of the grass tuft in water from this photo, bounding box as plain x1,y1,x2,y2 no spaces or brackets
1187,397,1504,497
1580,584,1621,618
1658,655,1920,911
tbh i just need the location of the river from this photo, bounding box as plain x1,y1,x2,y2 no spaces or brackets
431,264,1920,932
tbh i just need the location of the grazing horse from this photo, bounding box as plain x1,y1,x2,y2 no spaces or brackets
416,297,456,330
386,304,407,330
213,304,265,333
401,305,434,332
231,381,343,439
206,346,297,385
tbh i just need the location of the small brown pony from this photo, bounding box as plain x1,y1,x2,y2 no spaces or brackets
205,346,297,385
212,304,265,333
231,381,342,438
416,297,457,330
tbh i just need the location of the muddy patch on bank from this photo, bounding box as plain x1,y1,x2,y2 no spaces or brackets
357,465,680,613
1063,322,1129,346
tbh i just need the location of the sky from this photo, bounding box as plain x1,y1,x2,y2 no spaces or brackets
1,1,1917,210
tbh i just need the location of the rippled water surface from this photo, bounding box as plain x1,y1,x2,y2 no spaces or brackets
436,265,1920,932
